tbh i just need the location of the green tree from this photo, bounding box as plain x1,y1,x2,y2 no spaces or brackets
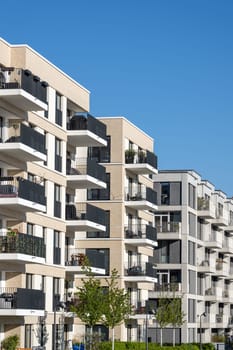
1,335,19,350
168,296,185,347
102,269,133,350
71,267,105,350
155,298,170,346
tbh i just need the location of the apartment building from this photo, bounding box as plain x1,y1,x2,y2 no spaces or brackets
75,117,158,342
150,170,233,344
0,38,108,349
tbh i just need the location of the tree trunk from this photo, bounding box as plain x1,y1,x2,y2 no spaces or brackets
160,328,163,346
173,328,175,347
112,328,115,350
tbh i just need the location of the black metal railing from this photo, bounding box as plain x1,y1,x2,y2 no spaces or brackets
66,203,106,226
125,149,158,169
0,68,48,103
67,158,106,183
126,262,156,278
0,177,46,206
0,233,45,258
4,124,46,154
125,187,157,205
66,250,105,270
125,224,157,241
68,113,107,141
0,287,45,309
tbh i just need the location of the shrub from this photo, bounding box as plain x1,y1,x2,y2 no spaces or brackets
1,335,19,350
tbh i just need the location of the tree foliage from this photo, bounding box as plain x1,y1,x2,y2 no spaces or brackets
102,269,132,328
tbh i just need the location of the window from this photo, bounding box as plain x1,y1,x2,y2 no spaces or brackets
27,223,34,236
55,137,62,172
161,182,170,205
188,241,196,265
188,299,196,323
188,183,196,209
189,212,196,237
54,184,61,218
55,93,62,126
26,273,33,289
25,325,32,348
53,230,61,264
86,248,109,275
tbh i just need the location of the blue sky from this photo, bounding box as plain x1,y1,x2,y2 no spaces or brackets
1,0,233,196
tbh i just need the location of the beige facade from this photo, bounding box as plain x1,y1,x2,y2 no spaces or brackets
0,37,159,348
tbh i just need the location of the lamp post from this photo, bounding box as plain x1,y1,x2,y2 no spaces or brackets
199,312,206,350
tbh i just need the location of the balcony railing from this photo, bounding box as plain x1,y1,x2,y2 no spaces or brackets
0,287,45,309
2,123,46,154
67,158,106,183
126,262,156,278
0,233,45,258
125,149,158,168
66,203,106,226
68,113,107,141
156,221,180,233
0,177,46,205
125,224,157,241
198,197,210,210
0,68,48,103
125,187,157,205
66,249,105,269
154,282,180,292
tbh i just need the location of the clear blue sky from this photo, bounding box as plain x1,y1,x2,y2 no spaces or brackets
1,0,233,196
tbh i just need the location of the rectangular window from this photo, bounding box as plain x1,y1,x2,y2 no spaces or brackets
26,273,33,289
88,136,111,163
189,212,196,237
86,248,109,275
161,182,170,205
55,93,62,126
53,230,61,264
24,325,32,348
188,241,196,265
27,223,34,236
188,298,196,323
54,184,61,218
55,137,62,172
188,183,196,209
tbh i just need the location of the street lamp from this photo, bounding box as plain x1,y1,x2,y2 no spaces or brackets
54,300,67,350
199,312,206,350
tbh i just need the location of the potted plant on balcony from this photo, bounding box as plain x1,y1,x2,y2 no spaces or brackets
138,150,146,163
7,227,18,237
125,149,136,163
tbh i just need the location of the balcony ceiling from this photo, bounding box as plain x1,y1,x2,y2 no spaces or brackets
0,89,48,111
66,175,106,190
67,130,107,147
0,143,46,164
125,163,158,175
66,220,106,233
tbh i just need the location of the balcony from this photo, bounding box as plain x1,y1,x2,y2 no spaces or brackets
215,259,229,277
156,221,181,240
124,262,157,283
225,220,233,233
67,158,106,190
0,123,46,165
0,287,45,316
205,286,222,302
150,282,182,298
67,113,107,147
204,231,222,249
197,259,216,274
0,232,45,263
210,208,229,227
125,224,157,247
65,249,105,275
0,177,46,217
197,197,215,219
125,187,157,211
220,237,233,254
66,203,106,234
125,149,158,175
0,68,48,111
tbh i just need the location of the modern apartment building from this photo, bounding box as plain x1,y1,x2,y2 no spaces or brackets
0,38,159,348
75,117,158,342
150,170,233,345
0,37,108,349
